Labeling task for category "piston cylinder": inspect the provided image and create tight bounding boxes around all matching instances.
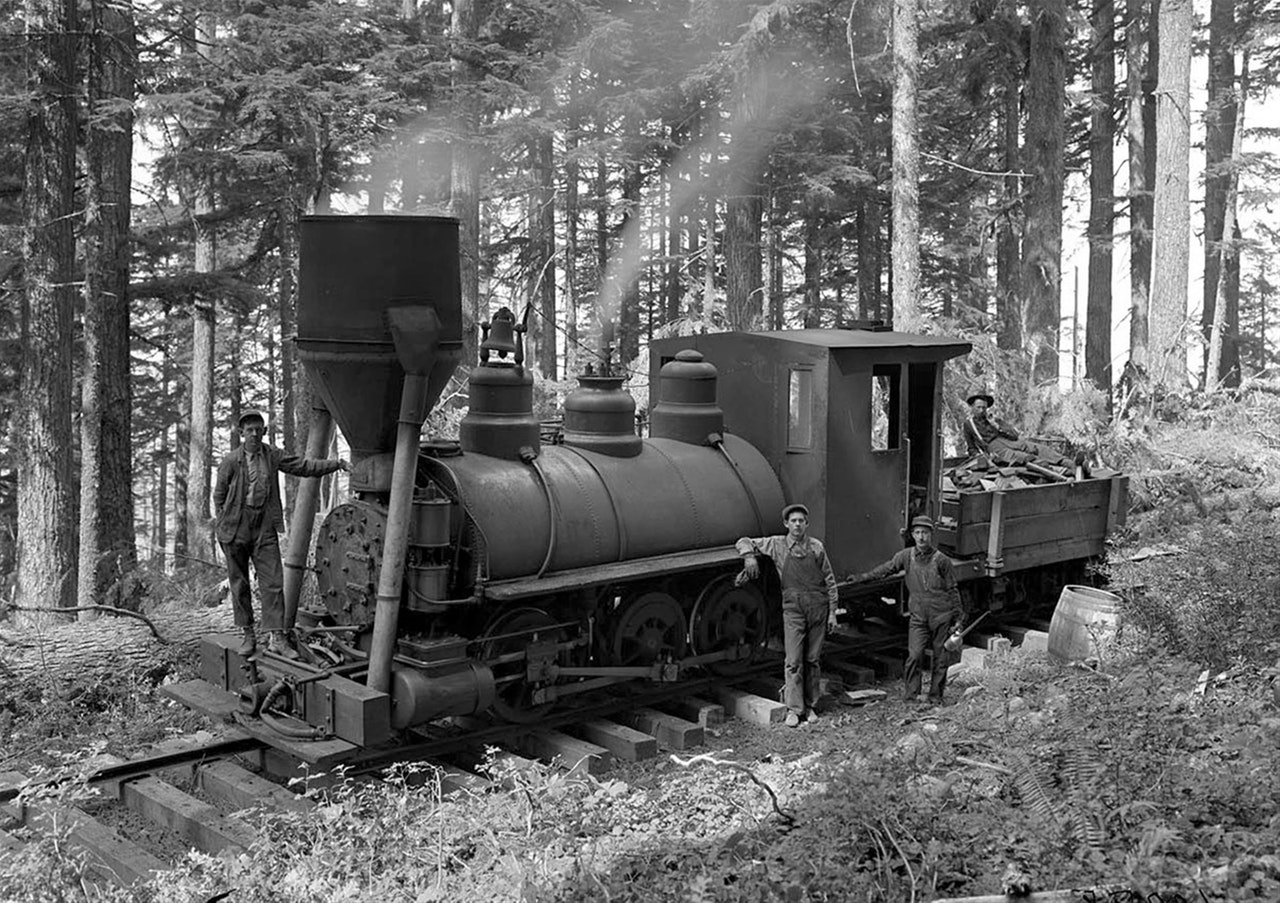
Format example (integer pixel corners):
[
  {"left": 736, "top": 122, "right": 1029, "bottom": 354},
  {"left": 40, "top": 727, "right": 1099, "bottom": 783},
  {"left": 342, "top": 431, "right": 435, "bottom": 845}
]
[{"left": 390, "top": 662, "right": 496, "bottom": 728}]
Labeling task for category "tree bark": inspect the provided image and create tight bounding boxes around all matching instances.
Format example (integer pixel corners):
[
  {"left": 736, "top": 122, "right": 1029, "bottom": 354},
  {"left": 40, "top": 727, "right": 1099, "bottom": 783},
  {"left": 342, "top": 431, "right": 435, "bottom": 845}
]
[
  {"left": 563, "top": 93, "right": 581, "bottom": 378},
  {"left": 1149, "top": 0, "right": 1192, "bottom": 389},
  {"left": 184, "top": 11, "right": 218, "bottom": 566},
  {"left": 187, "top": 210, "right": 216, "bottom": 564},
  {"left": 78, "top": 0, "right": 138, "bottom": 613},
  {"left": 277, "top": 197, "right": 299, "bottom": 517},
  {"left": 1202, "top": 0, "right": 1239, "bottom": 387},
  {"left": 2, "top": 604, "right": 235, "bottom": 691},
  {"left": 996, "top": 62, "right": 1021, "bottom": 351},
  {"left": 1085, "top": 0, "right": 1115, "bottom": 391},
  {"left": 18, "top": 0, "right": 77, "bottom": 613},
  {"left": 724, "top": 188, "right": 763, "bottom": 331},
  {"left": 616, "top": 154, "right": 643, "bottom": 366},
  {"left": 891, "top": 0, "right": 922, "bottom": 333},
  {"left": 450, "top": 0, "right": 483, "bottom": 368},
  {"left": 1022, "top": 0, "right": 1066, "bottom": 384},
  {"left": 1127, "top": 0, "right": 1157, "bottom": 370},
  {"left": 1206, "top": 54, "right": 1247, "bottom": 393},
  {"left": 803, "top": 204, "right": 822, "bottom": 328},
  {"left": 528, "top": 129, "right": 556, "bottom": 380}
]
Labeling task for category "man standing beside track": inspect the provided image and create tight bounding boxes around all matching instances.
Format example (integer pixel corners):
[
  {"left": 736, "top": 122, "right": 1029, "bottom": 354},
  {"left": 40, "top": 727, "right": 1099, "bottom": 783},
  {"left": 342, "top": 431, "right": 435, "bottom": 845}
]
[
  {"left": 848, "top": 516, "right": 963, "bottom": 705},
  {"left": 735, "top": 504, "right": 840, "bottom": 728},
  {"left": 213, "top": 409, "right": 348, "bottom": 659}
]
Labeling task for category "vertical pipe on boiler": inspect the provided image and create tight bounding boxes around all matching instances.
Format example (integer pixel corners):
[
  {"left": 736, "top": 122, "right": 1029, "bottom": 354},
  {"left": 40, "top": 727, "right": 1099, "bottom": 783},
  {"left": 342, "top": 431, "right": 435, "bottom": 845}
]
[
  {"left": 282, "top": 402, "right": 335, "bottom": 630},
  {"left": 367, "top": 373, "right": 430, "bottom": 694}
]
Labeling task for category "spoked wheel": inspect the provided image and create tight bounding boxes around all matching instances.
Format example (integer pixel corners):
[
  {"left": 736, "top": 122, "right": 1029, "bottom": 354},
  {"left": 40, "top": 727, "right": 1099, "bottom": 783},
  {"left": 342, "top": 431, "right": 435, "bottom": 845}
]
[
  {"left": 689, "top": 575, "right": 770, "bottom": 674},
  {"left": 608, "top": 591, "right": 688, "bottom": 666},
  {"left": 479, "top": 606, "right": 565, "bottom": 723}
]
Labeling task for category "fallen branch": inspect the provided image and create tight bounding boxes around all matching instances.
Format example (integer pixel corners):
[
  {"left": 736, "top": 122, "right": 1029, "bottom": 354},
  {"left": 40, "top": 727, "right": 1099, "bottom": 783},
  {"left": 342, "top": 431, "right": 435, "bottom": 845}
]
[
  {"left": 3, "top": 603, "right": 172, "bottom": 643},
  {"left": 954, "top": 755, "right": 1013, "bottom": 775},
  {"left": 670, "top": 751, "right": 794, "bottom": 826},
  {"left": 932, "top": 886, "right": 1145, "bottom": 902}
]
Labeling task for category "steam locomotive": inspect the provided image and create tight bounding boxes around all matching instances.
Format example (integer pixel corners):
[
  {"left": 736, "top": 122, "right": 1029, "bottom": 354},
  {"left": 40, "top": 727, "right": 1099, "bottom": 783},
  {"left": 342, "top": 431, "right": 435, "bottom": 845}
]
[{"left": 193, "top": 215, "right": 1127, "bottom": 749}]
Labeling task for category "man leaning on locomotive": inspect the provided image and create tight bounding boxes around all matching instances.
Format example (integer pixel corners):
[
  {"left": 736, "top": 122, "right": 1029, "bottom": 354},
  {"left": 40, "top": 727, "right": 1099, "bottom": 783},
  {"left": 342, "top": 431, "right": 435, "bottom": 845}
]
[
  {"left": 212, "top": 409, "right": 348, "bottom": 659},
  {"left": 735, "top": 504, "right": 840, "bottom": 728},
  {"left": 846, "top": 516, "right": 965, "bottom": 706}
]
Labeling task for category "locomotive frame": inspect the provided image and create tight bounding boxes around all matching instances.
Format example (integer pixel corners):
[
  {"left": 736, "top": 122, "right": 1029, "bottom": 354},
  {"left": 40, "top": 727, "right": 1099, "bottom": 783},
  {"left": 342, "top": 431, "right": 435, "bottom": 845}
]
[{"left": 185, "top": 215, "right": 1127, "bottom": 756}]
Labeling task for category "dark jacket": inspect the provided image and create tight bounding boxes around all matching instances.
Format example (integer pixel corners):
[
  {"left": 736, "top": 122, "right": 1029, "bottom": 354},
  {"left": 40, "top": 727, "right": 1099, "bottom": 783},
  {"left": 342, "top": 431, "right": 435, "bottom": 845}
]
[{"left": 212, "top": 444, "right": 342, "bottom": 542}]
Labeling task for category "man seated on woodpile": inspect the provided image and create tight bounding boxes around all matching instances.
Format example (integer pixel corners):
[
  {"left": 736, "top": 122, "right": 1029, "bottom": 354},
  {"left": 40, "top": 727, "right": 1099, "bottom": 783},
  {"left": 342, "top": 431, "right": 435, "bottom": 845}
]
[{"left": 961, "top": 392, "right": 1081, "bottom": 473}]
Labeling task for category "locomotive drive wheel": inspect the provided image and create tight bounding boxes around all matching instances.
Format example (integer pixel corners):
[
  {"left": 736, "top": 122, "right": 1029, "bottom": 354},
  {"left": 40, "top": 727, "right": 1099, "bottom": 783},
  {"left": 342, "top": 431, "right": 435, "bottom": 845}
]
[
  {"left": 608, "top": 591, "right": 688, "bottom": 666},
  {"left": 690, "top": 575, "right": 770, "bottom": 674},
  {"left": 479, "top": 607, "right": 566, "bottom": 724}
]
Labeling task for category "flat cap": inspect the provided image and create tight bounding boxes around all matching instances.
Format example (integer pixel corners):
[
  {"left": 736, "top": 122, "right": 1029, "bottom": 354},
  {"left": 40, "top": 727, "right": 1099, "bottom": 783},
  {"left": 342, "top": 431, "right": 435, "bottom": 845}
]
[
  {"left": 781, "top": 503, "right": 809, "bottom": 521},
  {"left": 238, "top": 409, "right": 267, "bottom": 428},
  {"left": 909, "top": 515, "right": 935, "bottom": 531}
]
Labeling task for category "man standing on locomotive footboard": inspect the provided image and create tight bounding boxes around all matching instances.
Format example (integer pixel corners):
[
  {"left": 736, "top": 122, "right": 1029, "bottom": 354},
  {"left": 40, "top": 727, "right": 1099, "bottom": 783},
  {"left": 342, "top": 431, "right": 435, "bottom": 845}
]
[
  {"left": 212, "top": 409, "right": 348, "bottom": 659},
  {"left": 736, "top": 504, "right": 840, "bottom": 728},
  {"left": 848, "top": 516, "right": 963, "bottom": 705}
]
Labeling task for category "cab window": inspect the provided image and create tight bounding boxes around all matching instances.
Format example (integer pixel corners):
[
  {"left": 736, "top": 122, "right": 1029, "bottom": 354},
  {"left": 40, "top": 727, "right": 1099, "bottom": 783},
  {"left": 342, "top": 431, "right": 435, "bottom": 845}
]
[
  {"left": 787, "top": 367, "right": 813, "bottom": 451},
  {"left": 871, "top": 364, "right": 901, "bottom": 451}
]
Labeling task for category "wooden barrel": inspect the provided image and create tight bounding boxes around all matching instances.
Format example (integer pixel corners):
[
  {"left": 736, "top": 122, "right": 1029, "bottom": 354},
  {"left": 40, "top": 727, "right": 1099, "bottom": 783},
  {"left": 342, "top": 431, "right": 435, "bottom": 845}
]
[{"left": 1048, "top": 585, "right": 1122, "bottom": 662}]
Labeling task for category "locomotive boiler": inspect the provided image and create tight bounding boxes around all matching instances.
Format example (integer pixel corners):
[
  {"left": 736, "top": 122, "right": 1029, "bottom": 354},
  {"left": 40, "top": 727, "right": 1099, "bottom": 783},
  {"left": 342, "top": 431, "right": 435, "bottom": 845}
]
[{"left": 193, "top": 214, "right": 1127, "bottom": 748}]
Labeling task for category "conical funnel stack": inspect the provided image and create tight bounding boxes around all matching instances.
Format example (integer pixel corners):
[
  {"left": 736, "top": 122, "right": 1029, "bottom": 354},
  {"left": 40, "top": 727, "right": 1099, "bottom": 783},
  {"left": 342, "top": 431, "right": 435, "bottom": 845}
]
[{"left": 297, "top": 215, "right": 464, "bottom": 459}]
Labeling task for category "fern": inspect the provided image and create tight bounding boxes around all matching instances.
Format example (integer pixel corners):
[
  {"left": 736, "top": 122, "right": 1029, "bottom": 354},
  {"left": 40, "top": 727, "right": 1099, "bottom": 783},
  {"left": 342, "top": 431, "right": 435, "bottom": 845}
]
[{"left": 1011, "top": 753, "right": 1059, "bottom": 824}]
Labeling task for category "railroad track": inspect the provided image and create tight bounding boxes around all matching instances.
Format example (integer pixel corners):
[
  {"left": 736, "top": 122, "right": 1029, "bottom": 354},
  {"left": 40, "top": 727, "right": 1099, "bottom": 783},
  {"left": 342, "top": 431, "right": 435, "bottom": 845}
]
[{"left": 0, "top": 614, "right": 1055, "bottom": 891}]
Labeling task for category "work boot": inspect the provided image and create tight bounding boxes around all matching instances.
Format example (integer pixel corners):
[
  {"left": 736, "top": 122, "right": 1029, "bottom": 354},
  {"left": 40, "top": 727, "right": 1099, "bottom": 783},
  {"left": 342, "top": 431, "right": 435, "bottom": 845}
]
[
  {"left": 785, "top": 711, "right": 801, "bottom": 728},
  {"left": 236, "top": 627, "right": 257, "bottom": 656},
  {"left": 805, "top": 708, "right": 821, "bottom": 724},
  {"left": 267, "top": 630, "right": 300, "bottom": 660}
]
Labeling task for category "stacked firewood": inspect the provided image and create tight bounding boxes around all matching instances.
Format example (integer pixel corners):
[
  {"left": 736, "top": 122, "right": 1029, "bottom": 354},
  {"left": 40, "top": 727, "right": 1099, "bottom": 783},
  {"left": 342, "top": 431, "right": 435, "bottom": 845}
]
[{"left": 943, "top": 451, "right": 1116, "bottom": 493}]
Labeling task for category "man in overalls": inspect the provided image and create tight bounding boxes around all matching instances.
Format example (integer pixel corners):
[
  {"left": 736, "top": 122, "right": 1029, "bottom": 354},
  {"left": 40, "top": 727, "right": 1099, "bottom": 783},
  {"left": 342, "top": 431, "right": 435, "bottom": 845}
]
[
  {"left": 736, "top": 504, "right": 840, "bottom": 727},
  {"left": 849, "top": 516, "right": 964, "bottom": 704}
]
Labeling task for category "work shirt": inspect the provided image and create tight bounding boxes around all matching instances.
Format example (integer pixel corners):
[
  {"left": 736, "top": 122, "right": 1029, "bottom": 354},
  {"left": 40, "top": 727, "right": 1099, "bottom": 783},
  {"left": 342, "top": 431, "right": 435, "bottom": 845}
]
[
  {"left": 735, "top": 534, "right": 839, "bottom": 606},
  {"left": 963, "top": 415, "right": 1019, "bottom": 455},
  {"left": 245, "top": 448, "right": 269, "bottom": 508},
  {"left": 857, "top": 545, "right": 962, "bottom": 622}
]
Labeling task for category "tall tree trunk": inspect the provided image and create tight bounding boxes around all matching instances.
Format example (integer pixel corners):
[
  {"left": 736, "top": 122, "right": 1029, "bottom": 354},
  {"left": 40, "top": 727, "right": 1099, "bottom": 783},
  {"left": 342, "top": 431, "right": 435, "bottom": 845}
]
[
  {"left": 18, "top": 0, "right": 77, "bottom": 612},
  {"left": 616, "top": 158, "right": 642, "bottom": 366},
  {"left": 170, "top": 299, "right": 190, "bottom": 560},
  {"left": 528, "top": 130, "right": 556, "bottom": 380},
  {"left": 857, "top": 195, "right": 884, "bottom": 322},
  {"left": 803, "top": 205, "right": 822, "bottom": 329},
  {"left": 664, "top": 120, "right": 685, "bottom": 326},
  {"left": 184, "top": 10, "right": 217, "bottom": 566},
  {"left": 450, "top": 0, "right": 483, "bottom": 366},
  {"left": 1206, "top": 55, "right": 1247, "bottom": 392},
  {"left": 1149, "top": 0, "right": 1192, "bottom": 389},
  {"left": 1085, "top": 0, "right": 1115, "bottom": 390},
  {"left": 1128, "top": 0, "right": 1158, "bottom": 370},
  {"left": 277, "top": 197, "right": 299, "bottom": 517},
  {"left": 995, "top": 66, "right": 1021, "bottom": 350},
  {"left": 891, "top": 0, "right": 922, "bottom": 332},
  {"left": 594, "top": 118, "right": 609, "bottom": 355},
  {"left": 1022, "top": 0, "right": 1066, "bottom": 385},
  {"left": 1202, "top": 0, "right": 1238, "bottom": 387},
  {"left": 563, "top": 103, "right": 580, "bottom": 378},
  {"left": 186, "top": 200, "right": 216, "bottom": 564},
  {"left": 766, "top": 174, "right": 784, "bottom": 330},
  {"left": 724, "top": 188, "right": 763, "bottom": 331},
  {"left": 78, "top": 0, "right": 137, "bottom": 612}
]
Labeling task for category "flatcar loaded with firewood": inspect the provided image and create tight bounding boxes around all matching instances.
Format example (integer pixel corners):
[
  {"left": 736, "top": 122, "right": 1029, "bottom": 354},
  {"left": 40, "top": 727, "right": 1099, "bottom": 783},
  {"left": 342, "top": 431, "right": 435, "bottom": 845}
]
[{"left": 182, "top": 215, "right": 1128, "bottom": 752}]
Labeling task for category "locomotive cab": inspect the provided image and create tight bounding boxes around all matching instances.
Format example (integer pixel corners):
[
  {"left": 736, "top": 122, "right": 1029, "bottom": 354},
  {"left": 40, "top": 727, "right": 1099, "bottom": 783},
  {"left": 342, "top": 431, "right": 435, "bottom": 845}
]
[{"left": 650, "top": 329, "right": 971, "bottom": 585}]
